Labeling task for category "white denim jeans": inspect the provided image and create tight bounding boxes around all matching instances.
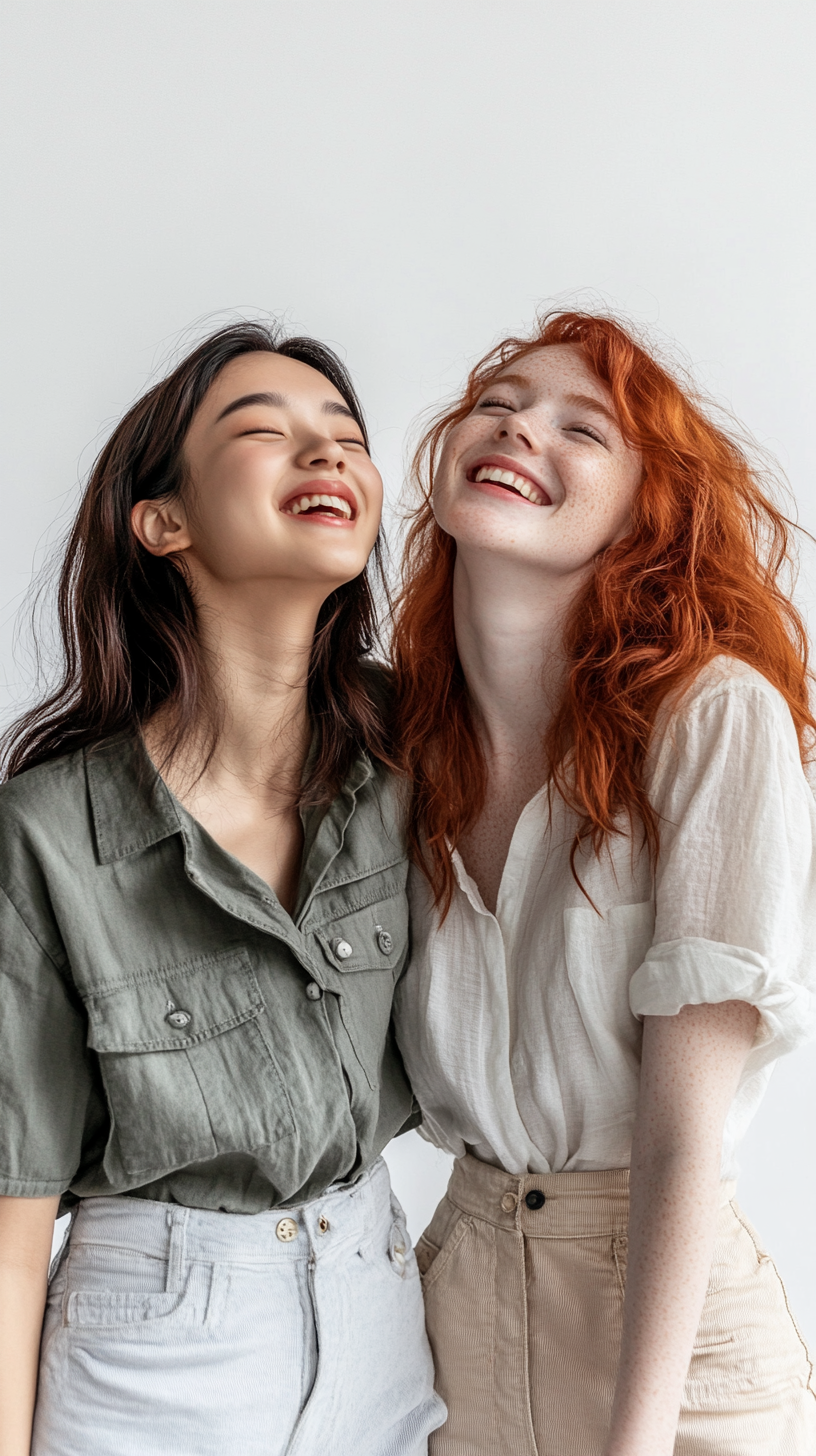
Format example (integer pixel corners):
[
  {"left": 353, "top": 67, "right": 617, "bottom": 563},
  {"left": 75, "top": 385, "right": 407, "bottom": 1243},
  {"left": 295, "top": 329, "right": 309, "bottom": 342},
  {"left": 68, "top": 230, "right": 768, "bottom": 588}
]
[{"left": 33, "top": 1158, "right": 445, "bottom": 1456}]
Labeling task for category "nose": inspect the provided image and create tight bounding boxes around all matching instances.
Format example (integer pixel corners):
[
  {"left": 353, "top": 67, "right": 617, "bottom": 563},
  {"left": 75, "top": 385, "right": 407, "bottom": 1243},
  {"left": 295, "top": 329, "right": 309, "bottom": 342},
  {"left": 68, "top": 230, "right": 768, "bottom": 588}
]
[
  {"left": 493, "top": 411, "right": 537, "bottom": 453},
  {"left": 296, "top": 432, "right": 346, "bottom": 472}
]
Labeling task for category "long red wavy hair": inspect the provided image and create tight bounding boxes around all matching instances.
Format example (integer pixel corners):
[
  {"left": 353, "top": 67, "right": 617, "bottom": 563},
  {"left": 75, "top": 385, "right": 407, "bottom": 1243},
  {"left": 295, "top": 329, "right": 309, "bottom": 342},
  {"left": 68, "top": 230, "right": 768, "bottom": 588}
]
[{"left": 391, "top": 311, "right": 815, "bottom": 912}]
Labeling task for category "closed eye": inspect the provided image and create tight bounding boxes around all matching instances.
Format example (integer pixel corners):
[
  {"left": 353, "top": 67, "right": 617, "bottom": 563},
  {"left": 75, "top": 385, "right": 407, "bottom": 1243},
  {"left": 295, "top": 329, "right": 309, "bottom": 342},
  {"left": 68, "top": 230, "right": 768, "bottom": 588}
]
[
  {"left": 477, "top": 397, "right": 515, "bottom": 412},
  {"left": 567, "top": 424, "right": 606, "bottom": 445}
]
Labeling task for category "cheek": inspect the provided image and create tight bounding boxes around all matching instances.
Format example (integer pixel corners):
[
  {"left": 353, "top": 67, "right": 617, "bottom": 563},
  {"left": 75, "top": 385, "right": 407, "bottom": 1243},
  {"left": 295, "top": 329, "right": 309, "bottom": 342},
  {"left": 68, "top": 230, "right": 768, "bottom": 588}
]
[{"left": 563, "top": 465, "right": 638, "bottom": 546}]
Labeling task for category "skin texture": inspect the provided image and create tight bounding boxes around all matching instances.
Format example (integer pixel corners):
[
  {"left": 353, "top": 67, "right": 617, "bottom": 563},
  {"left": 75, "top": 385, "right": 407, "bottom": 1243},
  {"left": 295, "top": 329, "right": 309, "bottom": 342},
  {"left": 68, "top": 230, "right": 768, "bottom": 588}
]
[
  {"left": 0, "top": 1195, "right": 61, "bottom": 1456},
  {"left": 0, "top": 352, "right": 383, "bottom": 1456},
  {"left": 434, "top": 343, "right": 642, "bottom": 911},
  {"left": 134, "top": 351, "right": 383, "bottom": 908},
  {"left": 433, "top": 343, "right": 760, "bottom": 1455}
]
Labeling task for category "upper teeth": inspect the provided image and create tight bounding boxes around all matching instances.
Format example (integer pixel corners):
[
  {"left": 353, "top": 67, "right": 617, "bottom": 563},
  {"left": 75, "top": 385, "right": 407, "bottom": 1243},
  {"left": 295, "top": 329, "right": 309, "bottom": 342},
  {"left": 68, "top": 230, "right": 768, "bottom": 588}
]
[
  {"left": 474, "top": 466, "right": 545, "bottom": 505},
  {"left": 286, "top": 493, "right": 353, "bottom": 518}
]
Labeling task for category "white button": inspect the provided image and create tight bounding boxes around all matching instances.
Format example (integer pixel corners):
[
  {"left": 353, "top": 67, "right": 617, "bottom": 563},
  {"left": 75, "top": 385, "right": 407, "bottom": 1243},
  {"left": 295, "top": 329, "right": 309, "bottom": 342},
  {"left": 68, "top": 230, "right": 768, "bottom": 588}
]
[
  {"left": 501, "top": 1193, "right": 517, "bottom": 1213},
  {"left": 305, "top": 981, "right": 323, "bottom": 1001},
  {"left": 276, "top": 1218, "right": 298, "bottom": 1242},
  {"left": 334, "top": 939, "right": 353, "bottom": 960},
  {"left": 165, "top": 1009, "right": 192, "bottom": 1029}
]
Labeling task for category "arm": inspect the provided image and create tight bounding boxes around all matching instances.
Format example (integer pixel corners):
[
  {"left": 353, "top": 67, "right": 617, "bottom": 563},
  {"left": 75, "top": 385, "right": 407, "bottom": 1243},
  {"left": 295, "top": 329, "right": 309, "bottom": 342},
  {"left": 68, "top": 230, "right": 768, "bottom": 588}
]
[
  {"left": 603, "top": 999, "right": 759, "bottom": 1456},
  {"left": 0, "top": 1196, "right": 60, "bottom": 1456}
]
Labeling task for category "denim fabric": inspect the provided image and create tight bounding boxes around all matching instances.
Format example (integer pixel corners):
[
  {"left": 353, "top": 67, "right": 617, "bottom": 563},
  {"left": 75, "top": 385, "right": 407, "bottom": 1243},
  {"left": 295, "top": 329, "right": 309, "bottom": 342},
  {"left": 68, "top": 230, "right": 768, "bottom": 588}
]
[{"left": 33, "top": 1158, "right": 445, "bottom": 1456}]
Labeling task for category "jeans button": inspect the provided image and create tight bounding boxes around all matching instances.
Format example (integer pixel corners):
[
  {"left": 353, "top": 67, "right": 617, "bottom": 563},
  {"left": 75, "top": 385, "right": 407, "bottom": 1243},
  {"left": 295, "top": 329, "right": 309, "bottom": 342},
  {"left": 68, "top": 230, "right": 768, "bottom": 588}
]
[
  {"left": 525, "top": 1190, "right": 546, "bottom": 1210},
  {"left": 276, "top": 1218, "right": 299, "bottom": 1242}
]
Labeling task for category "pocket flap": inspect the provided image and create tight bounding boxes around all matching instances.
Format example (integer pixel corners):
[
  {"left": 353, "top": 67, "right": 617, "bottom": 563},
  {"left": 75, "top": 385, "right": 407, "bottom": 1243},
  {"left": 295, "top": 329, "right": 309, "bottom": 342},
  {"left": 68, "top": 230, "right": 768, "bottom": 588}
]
[
  {"left": 314, "top": 891, "right": 409, "bottom": 974},
  {"left": 85, "top": 948, "right": 264, "bottom": 1053}
]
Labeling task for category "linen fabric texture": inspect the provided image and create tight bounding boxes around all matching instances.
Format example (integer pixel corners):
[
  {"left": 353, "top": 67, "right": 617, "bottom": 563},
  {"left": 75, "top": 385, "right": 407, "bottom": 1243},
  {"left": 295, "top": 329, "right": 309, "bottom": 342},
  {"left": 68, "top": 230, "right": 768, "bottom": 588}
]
[
  {"left": 0, "top": 731, "right": 417, "bottom": 1212},
  {"left": 32, "top": 1157, "right": 445, "bottom": 1456},
  {"left": 395, "top": 658, "right": 816, "bottom": 1178},
  {"left": 417, "top": 1155, "right": 816, "bottom": 1456}
]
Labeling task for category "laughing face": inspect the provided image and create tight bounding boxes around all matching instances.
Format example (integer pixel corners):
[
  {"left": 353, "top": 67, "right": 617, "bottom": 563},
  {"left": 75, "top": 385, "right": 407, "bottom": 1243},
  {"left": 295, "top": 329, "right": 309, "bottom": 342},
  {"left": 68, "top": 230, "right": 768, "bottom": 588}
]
[
  {"left": 432, "top": 344, "right": 642, "bottom": 581},
  {"left": 173, "top": 351, "right": 383, "bottom": 593}
]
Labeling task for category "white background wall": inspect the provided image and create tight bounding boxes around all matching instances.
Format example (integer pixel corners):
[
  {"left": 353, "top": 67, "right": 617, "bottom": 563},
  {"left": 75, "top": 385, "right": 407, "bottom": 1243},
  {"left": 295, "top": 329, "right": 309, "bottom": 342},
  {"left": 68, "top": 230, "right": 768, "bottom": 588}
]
[{"left": 2, "top": 1, "right": 815, "bottom": 1341}]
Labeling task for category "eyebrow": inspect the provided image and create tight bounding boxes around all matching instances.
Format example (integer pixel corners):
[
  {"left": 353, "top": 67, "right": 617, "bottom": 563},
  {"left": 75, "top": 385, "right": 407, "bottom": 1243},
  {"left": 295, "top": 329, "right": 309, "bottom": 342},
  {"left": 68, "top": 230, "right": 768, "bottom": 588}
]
[
  {"left": 485, "top": 376, "right": 618, "bottom": 427},
  {"left": 215, "top": 392, "right": 357, "bottom": 424},
  {"left": 562, "top": 391, "right": 618, "bottom": 425}
]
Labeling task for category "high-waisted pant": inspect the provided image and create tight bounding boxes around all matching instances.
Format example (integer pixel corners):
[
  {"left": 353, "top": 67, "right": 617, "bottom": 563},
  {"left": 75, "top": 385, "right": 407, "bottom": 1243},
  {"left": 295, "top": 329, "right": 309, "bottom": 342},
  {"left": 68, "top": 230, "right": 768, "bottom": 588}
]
[
  {"left": 32, "top": 1157, "right": 446, "bottom": 1456},
  {"left": 417, "top": 1155, "right": 816, "bottom": 1455}
]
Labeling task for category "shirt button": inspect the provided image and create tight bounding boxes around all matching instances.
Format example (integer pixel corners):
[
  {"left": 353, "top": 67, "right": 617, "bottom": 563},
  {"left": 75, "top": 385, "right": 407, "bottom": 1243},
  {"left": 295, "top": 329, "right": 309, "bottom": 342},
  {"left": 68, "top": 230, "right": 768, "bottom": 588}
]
[
  {"left": 165, "top": 1009, "right": 192, "bottom": 1029},
  {"left": 276, "top": 1218, "right": 299, "bottom": 1242},
  {"left": 525, "top": 1190, "right": 546, "bottom": 1210},
  {"left": 333, "top": 939, "right": 353, "bottom": 960},
  {"left": 317, "top": 1215, "right": 330, "bottom": 1235},
  {"left": 305, "top": 981, "right": 323, "bottom": 1001},
  {"left": 376, "top": 928, "right": 393, "bottom": 955},
  {"left": 501, "top": 1192, "right": 517, "bottom": 1212}
]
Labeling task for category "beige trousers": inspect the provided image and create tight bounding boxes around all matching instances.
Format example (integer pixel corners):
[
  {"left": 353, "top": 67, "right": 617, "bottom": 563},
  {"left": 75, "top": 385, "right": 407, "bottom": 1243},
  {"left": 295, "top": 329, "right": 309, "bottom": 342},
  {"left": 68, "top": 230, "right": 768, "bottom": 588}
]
[{"left": 416, "top": 1156, "right": 816, "bottom": 1456}]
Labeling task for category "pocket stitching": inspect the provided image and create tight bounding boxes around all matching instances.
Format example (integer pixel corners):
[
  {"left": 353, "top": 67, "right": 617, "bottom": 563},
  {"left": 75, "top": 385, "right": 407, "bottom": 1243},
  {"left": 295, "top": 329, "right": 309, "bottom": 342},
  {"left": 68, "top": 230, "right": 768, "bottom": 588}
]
[{"left": 420, "top": 1213, "right": 471, "bottom": 1292}]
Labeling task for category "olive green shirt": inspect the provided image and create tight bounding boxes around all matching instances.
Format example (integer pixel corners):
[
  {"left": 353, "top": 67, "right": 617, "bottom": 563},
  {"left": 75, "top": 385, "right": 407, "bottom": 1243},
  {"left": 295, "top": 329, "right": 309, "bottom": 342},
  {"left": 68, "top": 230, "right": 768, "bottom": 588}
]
[{"left": 0, "top": 732, "right": 417, "bottom": 1214}]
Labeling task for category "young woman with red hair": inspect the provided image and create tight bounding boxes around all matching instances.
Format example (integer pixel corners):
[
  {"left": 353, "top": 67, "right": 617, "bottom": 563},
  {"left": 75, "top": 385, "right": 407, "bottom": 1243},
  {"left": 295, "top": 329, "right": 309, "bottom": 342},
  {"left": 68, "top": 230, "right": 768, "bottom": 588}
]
[{"left": 391, "top": 313, "right": 816, "bottom": 1455}]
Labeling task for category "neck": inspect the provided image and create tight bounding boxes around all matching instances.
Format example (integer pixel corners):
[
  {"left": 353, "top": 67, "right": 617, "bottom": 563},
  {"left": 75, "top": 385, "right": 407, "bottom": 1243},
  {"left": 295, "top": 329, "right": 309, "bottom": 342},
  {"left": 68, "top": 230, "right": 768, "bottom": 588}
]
[
  {"left": 452, "top": 545, "right": 586, "bottom": 762},
  {"left": 147, "top": 575, "right": 324, "bottom": 798}
]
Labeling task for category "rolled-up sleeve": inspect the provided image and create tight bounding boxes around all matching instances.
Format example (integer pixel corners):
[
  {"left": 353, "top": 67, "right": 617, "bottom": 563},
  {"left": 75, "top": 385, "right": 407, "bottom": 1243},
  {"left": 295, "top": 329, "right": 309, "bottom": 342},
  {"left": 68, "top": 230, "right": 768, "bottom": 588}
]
[
  {"left": 0, "top": 884, "right": 92, "bottom": 1195},
  {"left": 629, "top": 676, "right": 816, "bottom": 1071}
]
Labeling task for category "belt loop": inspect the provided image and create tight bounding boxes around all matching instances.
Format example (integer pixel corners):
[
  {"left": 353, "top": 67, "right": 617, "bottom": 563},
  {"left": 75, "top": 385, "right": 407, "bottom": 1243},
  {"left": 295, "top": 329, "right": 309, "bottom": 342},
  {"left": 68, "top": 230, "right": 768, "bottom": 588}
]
[{"left": 166, "top": 1207, "right": 189, "bottom": 1293}]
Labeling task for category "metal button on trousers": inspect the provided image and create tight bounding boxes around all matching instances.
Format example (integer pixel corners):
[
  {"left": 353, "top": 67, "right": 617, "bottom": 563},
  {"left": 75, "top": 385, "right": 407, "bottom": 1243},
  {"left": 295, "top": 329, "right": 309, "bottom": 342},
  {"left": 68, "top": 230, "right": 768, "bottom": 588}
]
[{"left": 32, "top": 1159, "right": 446, "bottom": 1456}]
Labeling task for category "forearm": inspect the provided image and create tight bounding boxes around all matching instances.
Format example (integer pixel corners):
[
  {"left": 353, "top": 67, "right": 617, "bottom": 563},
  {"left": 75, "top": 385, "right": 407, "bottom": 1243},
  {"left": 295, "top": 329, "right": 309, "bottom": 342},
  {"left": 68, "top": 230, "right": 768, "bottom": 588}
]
[
  {"left": 603, "top": 1000, "right": 759, "bottom": 1456},
  {"left": 604, "top": 1144, "right": 722, "bottom": 1456},
  {"left": 0, "top": 1266, "right": 48, "bottom": 1456},
  {"left": 0, "top": 1196, "right": 60, "bottom": 1456}
]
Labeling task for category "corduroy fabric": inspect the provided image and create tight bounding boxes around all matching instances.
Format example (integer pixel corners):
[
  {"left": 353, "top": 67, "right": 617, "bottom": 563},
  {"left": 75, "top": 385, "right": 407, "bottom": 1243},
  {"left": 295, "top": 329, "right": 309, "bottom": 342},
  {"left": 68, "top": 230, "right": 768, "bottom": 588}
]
[{"left": 417, "top": 1155, "right": 816, "bottom": 1455}]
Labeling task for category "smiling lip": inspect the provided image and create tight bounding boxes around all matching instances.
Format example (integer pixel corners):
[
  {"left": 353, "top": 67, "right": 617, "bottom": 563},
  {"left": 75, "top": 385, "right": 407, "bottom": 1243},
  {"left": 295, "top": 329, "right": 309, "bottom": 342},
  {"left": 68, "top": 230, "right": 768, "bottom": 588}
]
[
  {"left": 465, "top": 455, "right": 551, "bottom": 507},
  {"left": 279, "top": 479, "right": 358, "bottom": 524}
]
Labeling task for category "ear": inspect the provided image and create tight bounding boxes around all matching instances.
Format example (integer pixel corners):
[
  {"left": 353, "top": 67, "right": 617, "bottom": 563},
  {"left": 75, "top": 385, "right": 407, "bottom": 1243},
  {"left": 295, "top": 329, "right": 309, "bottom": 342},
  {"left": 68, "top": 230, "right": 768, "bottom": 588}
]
[{"left": 131, "top": 497, "right": 192, "bottom": 557}]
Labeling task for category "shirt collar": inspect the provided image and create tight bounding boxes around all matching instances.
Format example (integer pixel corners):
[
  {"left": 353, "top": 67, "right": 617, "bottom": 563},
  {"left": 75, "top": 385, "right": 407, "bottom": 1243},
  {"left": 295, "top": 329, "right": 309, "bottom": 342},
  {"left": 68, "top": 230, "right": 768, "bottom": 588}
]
[
  {"left": 85, "top": 732, "right": 182, "bottom": 864},
  {"left": 85, "top": 729, "right": 378, "bottom": 876}
]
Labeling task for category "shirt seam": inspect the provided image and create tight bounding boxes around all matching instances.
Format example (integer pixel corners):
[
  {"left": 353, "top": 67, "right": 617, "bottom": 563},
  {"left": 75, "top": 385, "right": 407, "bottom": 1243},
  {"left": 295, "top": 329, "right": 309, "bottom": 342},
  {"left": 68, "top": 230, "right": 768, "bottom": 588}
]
[{"left": 0, "top": 881, "right": 65, "bottom": 975}]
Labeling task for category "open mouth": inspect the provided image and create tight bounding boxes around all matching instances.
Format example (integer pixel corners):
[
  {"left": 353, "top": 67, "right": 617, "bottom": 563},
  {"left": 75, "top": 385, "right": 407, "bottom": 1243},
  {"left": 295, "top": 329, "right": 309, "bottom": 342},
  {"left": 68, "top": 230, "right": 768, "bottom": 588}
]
[
  {"left": 468, "top": 464, "right": 549, "bottom": 506},
  {"left": 281, "top": 491, "right": 356, "bottom": 522}
]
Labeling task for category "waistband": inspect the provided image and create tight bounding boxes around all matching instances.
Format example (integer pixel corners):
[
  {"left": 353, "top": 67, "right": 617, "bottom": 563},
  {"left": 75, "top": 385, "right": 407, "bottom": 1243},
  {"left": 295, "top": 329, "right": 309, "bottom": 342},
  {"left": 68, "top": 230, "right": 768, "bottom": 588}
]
[
  {"left": 69, "top": 1156, "right": 394, "bottom": 1265},
  {"left": 447, "top": 1154, "right": 737, "bottom": 1239}
]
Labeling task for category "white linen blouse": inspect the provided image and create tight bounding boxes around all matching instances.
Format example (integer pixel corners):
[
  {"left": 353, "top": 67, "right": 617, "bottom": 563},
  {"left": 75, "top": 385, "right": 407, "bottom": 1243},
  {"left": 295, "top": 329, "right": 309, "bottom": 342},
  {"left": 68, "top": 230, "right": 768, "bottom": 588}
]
[{"left": 394, "top": 658, "right": 816, "bottom": 1179}]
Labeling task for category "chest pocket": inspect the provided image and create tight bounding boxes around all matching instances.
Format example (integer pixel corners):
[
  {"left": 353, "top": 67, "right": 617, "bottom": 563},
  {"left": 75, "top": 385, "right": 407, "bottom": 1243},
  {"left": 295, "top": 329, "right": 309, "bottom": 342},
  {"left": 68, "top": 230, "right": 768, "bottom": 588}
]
[
  {"left": 85, "top": 948, "right": 295, "bottom": 1179},
  {"left": 313, "top": 886, "right": 409, "bottom": 1089}
]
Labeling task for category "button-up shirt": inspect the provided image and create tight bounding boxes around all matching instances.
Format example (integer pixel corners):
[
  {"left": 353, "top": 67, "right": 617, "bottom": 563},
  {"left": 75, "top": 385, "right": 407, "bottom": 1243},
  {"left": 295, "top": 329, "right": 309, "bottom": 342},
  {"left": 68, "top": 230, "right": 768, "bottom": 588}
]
[
  {"left": 0, "top": 732, "right": 416, "bottom": 1213},
  {"left": 395, "top": 659, "right": 816, "bottom": 1180}
]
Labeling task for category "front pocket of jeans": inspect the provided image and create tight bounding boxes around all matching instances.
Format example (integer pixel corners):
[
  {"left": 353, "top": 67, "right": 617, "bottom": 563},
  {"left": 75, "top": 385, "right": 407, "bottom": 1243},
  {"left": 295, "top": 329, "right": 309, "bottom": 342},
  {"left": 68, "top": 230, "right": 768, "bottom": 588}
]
[
  {"left": 65, "top": 1287, "right": 191, "bottom": 1327},
  {"left": 85, "top": 949, "right": 295, "bottom": 1177}
]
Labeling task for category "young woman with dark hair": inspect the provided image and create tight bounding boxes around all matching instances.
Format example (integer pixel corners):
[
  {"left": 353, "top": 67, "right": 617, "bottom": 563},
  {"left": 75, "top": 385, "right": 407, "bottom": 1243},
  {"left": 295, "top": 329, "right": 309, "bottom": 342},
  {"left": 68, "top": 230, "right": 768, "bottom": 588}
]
[
  {"left": 0, "top": 322, "right": 444, "bottom": 1456},
  {"left": 391, "top": 313, "right": 816, "bottom": 1454}
]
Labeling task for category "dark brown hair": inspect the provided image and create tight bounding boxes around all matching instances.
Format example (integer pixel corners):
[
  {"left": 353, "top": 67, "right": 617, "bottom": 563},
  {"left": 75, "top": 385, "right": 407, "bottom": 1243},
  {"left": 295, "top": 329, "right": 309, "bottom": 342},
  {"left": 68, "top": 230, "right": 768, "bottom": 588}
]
[{"left": 2, "top": 321, "right": 392, "bottom": 800}]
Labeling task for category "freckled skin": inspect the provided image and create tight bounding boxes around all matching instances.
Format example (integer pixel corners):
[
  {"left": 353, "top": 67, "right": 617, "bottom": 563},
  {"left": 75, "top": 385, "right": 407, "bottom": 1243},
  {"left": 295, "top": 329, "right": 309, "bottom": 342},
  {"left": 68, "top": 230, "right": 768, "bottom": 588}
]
[
  {"left": 430, "top": 343, "right": 763, "bottom": 1456},
  {"left": 433, "top": 343, "right": 642, "bottom": 582},
  {"left": 433, "top": 344, "right": 642, "bottom": 911}
]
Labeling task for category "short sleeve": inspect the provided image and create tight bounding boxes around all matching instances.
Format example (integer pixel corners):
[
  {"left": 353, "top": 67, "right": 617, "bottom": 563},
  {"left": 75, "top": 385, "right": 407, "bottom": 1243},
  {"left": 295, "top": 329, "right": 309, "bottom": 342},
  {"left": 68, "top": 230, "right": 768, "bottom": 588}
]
[
  {"left": 628, "top": 670, "right": 816, "bottom": 1071},
  {"left": 0, "top": 884, "right": 93, "bottom": 1195}
]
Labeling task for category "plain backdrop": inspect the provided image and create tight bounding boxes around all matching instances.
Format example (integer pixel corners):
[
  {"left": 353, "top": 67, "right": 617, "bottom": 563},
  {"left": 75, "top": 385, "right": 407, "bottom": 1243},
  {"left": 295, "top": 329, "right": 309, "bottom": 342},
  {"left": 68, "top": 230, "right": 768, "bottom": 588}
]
[{"left": 2, "top": 1, "right": 815, "bottom": 1342}]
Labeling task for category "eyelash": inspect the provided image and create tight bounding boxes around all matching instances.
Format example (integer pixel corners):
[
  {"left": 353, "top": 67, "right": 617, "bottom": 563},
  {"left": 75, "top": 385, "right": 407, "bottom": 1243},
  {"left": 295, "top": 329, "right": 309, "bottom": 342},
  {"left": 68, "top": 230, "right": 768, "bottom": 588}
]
[
  {"left": 476, "top": 400, "right": 605, "bottom": 445},
  {"left": 240, "top": 428, "right": 365, "bottom": 449}
]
